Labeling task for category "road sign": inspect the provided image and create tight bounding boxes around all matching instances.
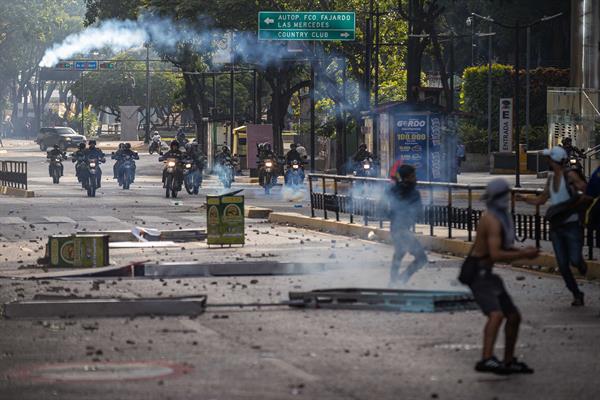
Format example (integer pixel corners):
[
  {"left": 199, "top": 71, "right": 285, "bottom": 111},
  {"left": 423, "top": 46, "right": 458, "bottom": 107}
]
[
  {"left": 74, "top": 60, "right": 98, "bottom": 70},
  {"left": 99, "top": 61, "right": 116, "bottom": 70},
  {"left": 55, "top": 61, "right": 73, "bottom": 70},
  {"left": 499, "top": 98, "right": 513, "bottom": 152},
  {"left": 258, "top": 11, "right": 355, "bottom": 41}
]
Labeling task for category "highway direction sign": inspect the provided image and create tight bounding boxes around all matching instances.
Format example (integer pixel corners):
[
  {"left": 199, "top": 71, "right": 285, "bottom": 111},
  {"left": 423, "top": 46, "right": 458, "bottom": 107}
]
[{"left": 258, "top": 11, "right": 355, "bottom": 41}]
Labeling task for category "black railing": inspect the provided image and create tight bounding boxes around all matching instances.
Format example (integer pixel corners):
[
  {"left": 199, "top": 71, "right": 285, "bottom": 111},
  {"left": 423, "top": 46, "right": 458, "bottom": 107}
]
[
  {"left": 0, "top": 161, "right": 28, "bottom": 190},
  {"left": 308, "top": 173, "right": 600, "bottom": 260}
]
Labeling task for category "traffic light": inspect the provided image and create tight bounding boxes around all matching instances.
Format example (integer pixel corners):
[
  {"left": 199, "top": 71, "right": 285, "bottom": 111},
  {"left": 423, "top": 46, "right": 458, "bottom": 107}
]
[
  {"left": 56, "top": 61, "right": 73, "bottom": 70},
  {"left": 99, "top": 62, "right": 116, "bottom": 70}
]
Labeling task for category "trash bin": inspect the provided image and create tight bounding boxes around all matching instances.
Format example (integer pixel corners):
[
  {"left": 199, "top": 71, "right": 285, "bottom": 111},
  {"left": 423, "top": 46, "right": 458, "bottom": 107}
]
[{"left": 206, "top": 190, "right": 245, "bottom": 247}]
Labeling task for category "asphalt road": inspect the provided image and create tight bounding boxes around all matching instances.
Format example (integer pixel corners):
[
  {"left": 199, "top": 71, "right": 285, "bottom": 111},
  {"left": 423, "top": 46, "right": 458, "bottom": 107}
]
[{"left": 0, "top": 141, "right": 599, "bottom": 400}]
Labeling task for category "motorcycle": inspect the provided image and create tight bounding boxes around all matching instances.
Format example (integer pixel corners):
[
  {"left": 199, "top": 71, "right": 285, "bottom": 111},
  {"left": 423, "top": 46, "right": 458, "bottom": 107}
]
[
  {"left": 218, "top": 157, "right": 235, "bottom": 189},
  {"left": 48, "top": 156, "right": 64, "bottom": 184},
  {"left": 119, "top": 154, "right": 135, "bottom": 190},
  {"left": 163, "top": 158, "right": 181, "bottom": 198},
  {"left": 183, "top": 159, "right": 202, "bottom": 195},
  {"left": 285, "top": 160, "right": 304, "bottom": 187},
  {"left": 260, "top": 158, "right": 277, "bottom": 195},
  {"left": 353, "top": 157, "right": 378, "bottom": 178},
  {"left": 149, "top": 137, "right": 161, "bottom": 154},
  {"left": 86, "top": 158, "right": 100, "bottom": 197},
  {"left": 569, "top": 156, "right": 586, "bottom": 178}
]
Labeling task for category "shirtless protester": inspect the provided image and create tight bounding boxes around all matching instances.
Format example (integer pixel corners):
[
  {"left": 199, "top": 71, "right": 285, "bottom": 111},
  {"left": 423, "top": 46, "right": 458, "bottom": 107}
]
[{"left": 459, "top": 178, "right": 538, "bottom": 375}]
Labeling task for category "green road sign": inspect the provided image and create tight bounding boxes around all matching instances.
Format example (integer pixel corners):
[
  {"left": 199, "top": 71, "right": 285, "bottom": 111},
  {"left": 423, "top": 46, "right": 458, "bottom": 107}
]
[
  {"left": 99, "top": 61, "right": 116, "bottom": 70},
  {"left": 258, "top": 11, "right": 355, "bottom": 41},
  {"left": 55, "top": 62, "right": 73, "bottom": 70}
]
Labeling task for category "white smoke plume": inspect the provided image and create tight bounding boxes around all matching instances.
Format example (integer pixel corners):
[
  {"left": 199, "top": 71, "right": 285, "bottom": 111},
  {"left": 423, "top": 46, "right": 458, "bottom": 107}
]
[{"left": 39, "top": 15, "right": 306, "bottom": 68}]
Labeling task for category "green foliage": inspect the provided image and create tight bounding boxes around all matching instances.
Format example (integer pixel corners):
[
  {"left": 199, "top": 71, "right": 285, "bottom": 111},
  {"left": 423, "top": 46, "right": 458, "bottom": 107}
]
[
  {"left": 461, "top": 64, "right": 569, "bottom": 129},
  {"left": 460, "top": 64, "right": 568, "bottom": 152},
  {"left": 66, "top": 108, "right": 99, "bottom": 137}
]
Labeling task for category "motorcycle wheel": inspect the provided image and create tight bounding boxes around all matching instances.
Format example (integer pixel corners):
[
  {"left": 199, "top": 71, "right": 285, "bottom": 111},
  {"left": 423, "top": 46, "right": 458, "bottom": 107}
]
[
  {"left": 165, "top": 175, "right": 172, "bottom": 198},
  {"left": 184, "top": 176, "right": 193, "bottom": 194},
  {"left": 52, "top": 168, "right": 60, "bottom": 184},
  {"left": 123, "top": 171, "right": 130, "bottom": 190},
  {"left": 87, "top": 176, "right": 96, "bottom": 197}
]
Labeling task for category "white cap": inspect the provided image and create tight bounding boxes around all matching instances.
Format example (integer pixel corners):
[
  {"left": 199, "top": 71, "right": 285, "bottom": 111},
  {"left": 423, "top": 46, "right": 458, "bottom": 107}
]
[{"left": 542, "top": 146, "right": 567, "bottom": 162}]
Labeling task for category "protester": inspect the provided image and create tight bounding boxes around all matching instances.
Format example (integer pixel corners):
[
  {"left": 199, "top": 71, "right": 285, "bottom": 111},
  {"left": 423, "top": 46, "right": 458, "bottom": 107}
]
[
  {"left": 456, "top": 142, "right": 466, "bottom": 174},
  {"left": 459, "top": 178, "right": 538, "bottom": 374},
  {"left": 517, "top": 146, "right": 588, "bottom": 306},
  {"left": 385, "top": 164, "right": 427, "bottom": 285}
]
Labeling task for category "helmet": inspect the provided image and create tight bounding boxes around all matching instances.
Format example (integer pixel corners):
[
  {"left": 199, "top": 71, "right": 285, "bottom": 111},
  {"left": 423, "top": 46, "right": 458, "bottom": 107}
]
[
  {"left": 88, "top": 140, "right": 96, "bottom": 146},
  {"left": 563, "top": 137, "right": 572, "bottom": 145},
  {"left": 184, "top": 142, "right": 192, "bottom": 152},
  {"left": 359, "top": 143, "right": 367, "bottom": 150},
  {"left": 125, "top": 143, "right": 132, "bottom": 150},
  {"left": 264, "top": 143, "right": 272, "bottom": 151},
  {"left": 222, "top": 145, "right": 230, "bottom": 153},
  {"left": 290, "top": 143, "right": 297, "bottom": 149},
  {"left": 152, "top": 130, "right": 159, "bottom": 135},
  {"left": 118, "top": 143, "right": 125, "bottom": 150},
  {"left": 78, "top": 143, "right": 86, "bottom": 150},
  {"left": 170, "top": 140, "right": 180, "bottom": 148},
  {"left": 53, "top": 144, "right": 60, "bottom": 150}
]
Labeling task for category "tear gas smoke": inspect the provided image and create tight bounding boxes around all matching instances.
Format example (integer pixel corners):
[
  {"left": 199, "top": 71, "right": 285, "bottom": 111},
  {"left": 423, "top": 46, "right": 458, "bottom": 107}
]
[{"left": 39, "top": 15, "right": 311, "bottom": 69}]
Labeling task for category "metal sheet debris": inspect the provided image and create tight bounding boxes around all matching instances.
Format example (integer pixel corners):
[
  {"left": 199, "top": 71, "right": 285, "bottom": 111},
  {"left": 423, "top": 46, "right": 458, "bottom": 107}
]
[
  {"left": 288, "top": 288, "right": 477, "bottom": 313},
  {"left": 109, "top": 241, "right": 178, "bottom": 248},
  {"left": 3, "top": 295, "right": 207, "bottom": 319},
  {"left": 143, "top": 261, "right": 328, "bottom": 278}
]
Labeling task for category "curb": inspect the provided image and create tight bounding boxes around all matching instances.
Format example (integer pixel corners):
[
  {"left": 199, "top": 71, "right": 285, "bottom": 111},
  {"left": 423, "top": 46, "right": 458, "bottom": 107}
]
[
  {"left": 0, "top": 186, "right": 34, "bottom": 198},
  {"left": 82, "top": 229, "right": 206, "bottom": 242},
  {"left": 268, "top": 212, "right": 599, "bottom": 280},
  {"left": 245, "top": 206, "right": 273, "bottom": 219}
]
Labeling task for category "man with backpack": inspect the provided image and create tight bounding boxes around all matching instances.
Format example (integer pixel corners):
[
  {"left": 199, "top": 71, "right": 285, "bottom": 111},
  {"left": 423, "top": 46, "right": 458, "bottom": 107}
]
[{"left": 517, "top": 146, "right": 588, "bottom": 306}]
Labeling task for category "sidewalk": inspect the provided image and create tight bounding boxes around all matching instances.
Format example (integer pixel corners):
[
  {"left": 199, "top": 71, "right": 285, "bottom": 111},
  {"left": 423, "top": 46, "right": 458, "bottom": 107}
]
[
  {"left": 457, "top": 172, "right": 546, "bottom": 189},
  {"left": 268, "top": 211, "right": 600, "bottom": 280}
]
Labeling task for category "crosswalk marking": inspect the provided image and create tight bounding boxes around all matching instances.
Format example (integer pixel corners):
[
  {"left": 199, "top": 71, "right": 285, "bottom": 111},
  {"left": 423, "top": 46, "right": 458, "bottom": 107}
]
[
  {"left": 44, "top": 216, "right": 76, "bottom": 224},
  {"left": 89, "top": 216, "right": 123, "bottom": 223},
  {"left": 0, "top": 217, "right": 26, "bottom": 224},
  {"left": 133, "top": 216, "right": 171, "bottom": 223},
  {"left": 180, "top": 216, "right": 204, "bottom": 223}
]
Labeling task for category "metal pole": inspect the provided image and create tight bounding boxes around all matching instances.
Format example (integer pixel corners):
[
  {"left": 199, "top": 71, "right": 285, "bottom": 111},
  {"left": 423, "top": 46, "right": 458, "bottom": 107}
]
[
  {"left": 471, "top": 21, "right": 475, "bottom": 65},
  {"left": 525, "top": 26, "right": 531, "bottom": 149},
  {"left": 253, "top": 69, "right": 258, "bottom": 124},
  {"left": 449, "top": 36, "right": 455, "bottom": 112},
  {"left": 145, "top": 44, "right": 151, "bottom": 143},
  {"left": 514, "top": 22, "right": 521, "bottom": 188},
  {"left": 487, "top": 25, "right": 493, "bottom": 169},
  {"left": 373, "top": 7, "right": 380, "bottom": 160},
  {"left": 364, "top": 13, "right": 372, "bottom": 114},
  {"left": 342, "top": 57, "right": 347, "bottom": 169},
  {"left": 310, "top": 54, "right": 316, "bottom": 172},
  {"left": 81, "top": 71, "right": 84, "bottom": 136},
  {"left": 230, "top": 61, "right": 235, "bottom": 147}
]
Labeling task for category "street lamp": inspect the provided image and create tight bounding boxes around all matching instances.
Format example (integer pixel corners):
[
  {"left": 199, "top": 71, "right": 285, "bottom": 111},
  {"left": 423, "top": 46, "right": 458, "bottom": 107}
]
[
  {"left": 144, "top": 43, "right": 151, "bottom": 144},
  {"left": 469, "top": 11, "right": 563, "bottom": 187}
]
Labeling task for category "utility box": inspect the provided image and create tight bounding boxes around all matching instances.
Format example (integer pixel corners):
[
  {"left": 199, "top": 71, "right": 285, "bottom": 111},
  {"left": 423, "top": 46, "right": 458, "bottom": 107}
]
[{"left": 206, "top": 190, "right": 245, "bottom": 247}]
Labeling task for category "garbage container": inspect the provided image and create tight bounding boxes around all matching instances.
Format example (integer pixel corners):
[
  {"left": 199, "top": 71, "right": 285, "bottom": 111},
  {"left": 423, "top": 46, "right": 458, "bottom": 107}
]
[{"left": 206, "top": 189, "right": 245, "bottom": 247}]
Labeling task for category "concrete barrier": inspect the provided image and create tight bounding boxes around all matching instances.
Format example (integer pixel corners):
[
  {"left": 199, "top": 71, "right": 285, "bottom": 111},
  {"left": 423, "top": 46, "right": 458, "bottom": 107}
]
[
  {"left": 245, "top": 206, "right": 273, "bottom": 219},
  {"left": 268, "top": 212, "right": 599, "bottom": 279},
  {"left": 0, "top": 186, "right": 34, "bottom": 197}
]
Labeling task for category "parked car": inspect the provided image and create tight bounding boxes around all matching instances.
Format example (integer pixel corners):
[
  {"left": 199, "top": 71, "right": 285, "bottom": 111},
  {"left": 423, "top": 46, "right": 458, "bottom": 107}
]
[{"left": 36, "top": 127, "right": 86, "bottom": 151}]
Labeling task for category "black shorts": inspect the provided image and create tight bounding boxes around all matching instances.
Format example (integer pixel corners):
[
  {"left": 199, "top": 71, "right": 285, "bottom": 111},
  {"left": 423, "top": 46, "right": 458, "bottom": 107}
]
[{"left": 469, "top": 272, "right": 518, "bottom": 316}]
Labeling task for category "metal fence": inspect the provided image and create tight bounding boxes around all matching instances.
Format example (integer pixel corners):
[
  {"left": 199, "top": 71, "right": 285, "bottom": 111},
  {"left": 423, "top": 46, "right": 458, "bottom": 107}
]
[
  {"left": 0, "top": 161, "right": 28, "bottom": 190},
  {"left": 308, "top": 173, "right": 600, "bottom": 260}
]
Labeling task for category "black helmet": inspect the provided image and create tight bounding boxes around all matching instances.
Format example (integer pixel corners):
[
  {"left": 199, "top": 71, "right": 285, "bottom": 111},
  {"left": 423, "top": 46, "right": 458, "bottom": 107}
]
[
  {"left": 222, "top": 145, "right": 230, "bottom": 152},
  {"left": 125, "top": 143, "right": 132, "bottom": 150},
  {"left": 78, "top": 142, "right": 86, "bottom": 150},
  {"left": 563, "top": 137, "right": 572, "bottom": 145},
  {"left": 359, "top": 143, "right": 367, "bottom": 150},
  {"left": 88, "top": 140, "right": 96, "bottom": 146},
  {"left": 290, "top": 143, "right": 297, "bottom": 149},
  {"left": 53, "top": 144, "right": 60, "bottom": 150},
  {"left": 118, "top": 143, "right": 125, "bottom": 149},
  {"left": 170, "top": 140, "right": 180, "bottom": 148},
  {"left": 264, "top": 143, "right": 272, "bottom": 151}
]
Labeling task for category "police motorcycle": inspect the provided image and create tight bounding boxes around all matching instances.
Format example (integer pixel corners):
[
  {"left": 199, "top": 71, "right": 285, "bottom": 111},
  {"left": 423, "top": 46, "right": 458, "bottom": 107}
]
[
  {"left": 285, "top": 160, "right": 305, "bottom": 187},
  {"left": 353, "top": 157, "right": 378, "bottom": 178},
  {"left": 85, "top": 158, "right": 104, "bottom": 197},
  {"left": 183, "top": 156, "right": 203, "bottom": 195},
  {"left": 259, "top": 157, "right": 278, "bottom": 195},
  {"left": 47, "top": 147, "right": 67, "bottom": 184},
  {"left": 149, "top": 132, "right": 162, "bottom": 155}
]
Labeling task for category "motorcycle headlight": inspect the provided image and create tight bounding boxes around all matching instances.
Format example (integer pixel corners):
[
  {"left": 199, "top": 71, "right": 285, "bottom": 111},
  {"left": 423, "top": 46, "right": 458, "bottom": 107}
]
[
  {"left": 570, "top": 159, "right": 577, "bottom": 164},
  {"left": 65, "top": 138, "right": 72, "bottom": 141},
  {"left": 55, "top": 158, "right": 61, "bottom": 162},
  {"left": 363, "top": 164, "right": 371, "bottom": 169},
  {"left": 167, "top": 161, "right": 176, "bottom": 167},
  {"left": 185, "top": 163, "right": 192, "bottom": 168},
  {"left": 265, "top": 161, "right": 273, "bottom": 168},
  {"left": 89, "top": 162, "right": 96, "bottom": 168},
  {"left": 292, "top": 164, "right": 299, "bottom": 169}
]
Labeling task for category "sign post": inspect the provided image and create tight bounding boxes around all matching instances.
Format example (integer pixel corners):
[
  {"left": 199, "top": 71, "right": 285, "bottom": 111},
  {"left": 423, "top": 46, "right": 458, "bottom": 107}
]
[
  {"left": 499, "top": 98, "right": 513, "bottom": 152},
  {"left": 258, "top": 11, "right": 355, "bottom": 41}
]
